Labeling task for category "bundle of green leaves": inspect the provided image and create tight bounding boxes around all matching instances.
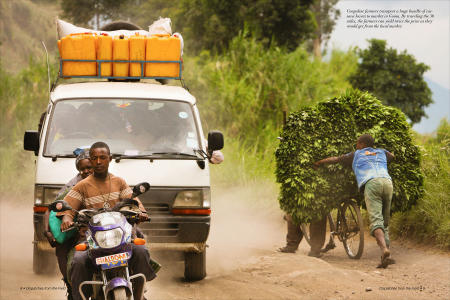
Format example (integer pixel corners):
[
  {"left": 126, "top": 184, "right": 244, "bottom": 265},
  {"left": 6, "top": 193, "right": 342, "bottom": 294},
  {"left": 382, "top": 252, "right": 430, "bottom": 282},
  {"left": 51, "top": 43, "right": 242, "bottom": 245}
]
[{"left": 275, "top": 89, "right": 423, "bottom": 224}]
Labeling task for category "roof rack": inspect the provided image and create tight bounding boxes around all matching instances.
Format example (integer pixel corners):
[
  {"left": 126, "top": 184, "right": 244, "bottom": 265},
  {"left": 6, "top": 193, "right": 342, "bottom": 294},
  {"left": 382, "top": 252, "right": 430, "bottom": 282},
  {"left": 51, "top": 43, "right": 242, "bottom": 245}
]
[
  {"left": 56, "top": 58, "right": 189, "bottom": 90},
  {"left": 59, "top": 58, "right": 182, "bottom": 80}
]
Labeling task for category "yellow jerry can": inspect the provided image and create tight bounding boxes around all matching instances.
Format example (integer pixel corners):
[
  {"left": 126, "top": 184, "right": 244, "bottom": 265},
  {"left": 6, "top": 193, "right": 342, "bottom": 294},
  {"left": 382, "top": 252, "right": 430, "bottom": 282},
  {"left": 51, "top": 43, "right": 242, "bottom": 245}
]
[
  {"left": 145, "top": 34, "right": 181, "bottom": 78},
  {"left": 97, "top": 34, "right": 113, "bottom": 76},
  {"left": 113, "top": 35, "right": 130, "bottom": 77},
  {"left": 129, "top": 34, "right": 146, "bottom": 77},
  {"left": 60, "top": 33, "right": 97, "bottom": 76}
]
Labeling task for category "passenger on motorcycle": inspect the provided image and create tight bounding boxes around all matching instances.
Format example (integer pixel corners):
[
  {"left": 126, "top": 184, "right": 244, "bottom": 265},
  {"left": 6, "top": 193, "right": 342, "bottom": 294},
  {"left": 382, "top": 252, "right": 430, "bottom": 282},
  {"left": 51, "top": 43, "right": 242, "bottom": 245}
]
[
  {"left": 44, "top": 149, "right": 93, "bottom": 299},
  {"left": 58, "top": 141, "right": 156, "bottom": 300},
  {"left": 57, "top": 149, "right": 93, "bottom": 199}
]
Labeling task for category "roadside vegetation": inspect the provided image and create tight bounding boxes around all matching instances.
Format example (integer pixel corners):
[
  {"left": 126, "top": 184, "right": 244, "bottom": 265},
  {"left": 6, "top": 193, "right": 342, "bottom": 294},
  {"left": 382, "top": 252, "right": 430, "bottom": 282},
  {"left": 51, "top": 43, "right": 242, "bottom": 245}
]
[
  {"left": 0, "top": 59, "right": 55, "bottom": 196},
  {"left": 0, "top": 0, "right": 447, "bottom": 249},
  {"left": 390, "top": 120, "right": 450, "bottom": 249},
  {"left": 184, "top": 33, "right": 356, "bottom": 186}
]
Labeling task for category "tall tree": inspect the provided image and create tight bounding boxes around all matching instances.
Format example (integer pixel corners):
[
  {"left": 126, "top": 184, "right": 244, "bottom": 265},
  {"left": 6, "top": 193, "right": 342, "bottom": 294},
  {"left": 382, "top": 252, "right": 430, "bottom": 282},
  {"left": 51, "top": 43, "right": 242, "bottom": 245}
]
[
  {"left": 311, "top": 0, "right": 340, "bottom": 59},
  {"left": 177, "top": 0, "right": 245, "bottom": 53},
  {"left": 61, "top": 0, "right": 132, "bottom": 29},
  {"left": 349, "top": 39, "right": 432, "bottom": 124},
  {"left": 247, "top": 0, "right": 316, "bottom": 51},
  {"left": 177, "top": 0, "right": 316, "bottom": 53},
  {"left": 121, "top": 0, "right": 180, "bottom": 31}
]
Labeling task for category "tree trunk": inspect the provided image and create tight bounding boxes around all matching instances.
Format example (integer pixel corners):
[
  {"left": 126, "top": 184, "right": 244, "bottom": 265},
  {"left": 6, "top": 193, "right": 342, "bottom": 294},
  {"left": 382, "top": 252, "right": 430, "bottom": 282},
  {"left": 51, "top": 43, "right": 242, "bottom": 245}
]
[
  {"left": 313, "top": 37, "right": 321, "bottom": 59},
  {"left": 95, "top": 0, "right": 99, "bottom": 30},
  {"left": 313, "top": 0, "right": 322, "bottom": 59}
]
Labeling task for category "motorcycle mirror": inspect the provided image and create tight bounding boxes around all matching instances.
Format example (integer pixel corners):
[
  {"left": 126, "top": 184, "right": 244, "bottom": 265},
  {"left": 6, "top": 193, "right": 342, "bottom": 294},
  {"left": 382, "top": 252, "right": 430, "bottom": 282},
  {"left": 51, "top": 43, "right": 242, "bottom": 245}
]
[
  {"left": 132, "top": 182, "right": 150, "bottom": 197},
  {"left": 48, "top": 200, "right": 73, "bottom": 212}
]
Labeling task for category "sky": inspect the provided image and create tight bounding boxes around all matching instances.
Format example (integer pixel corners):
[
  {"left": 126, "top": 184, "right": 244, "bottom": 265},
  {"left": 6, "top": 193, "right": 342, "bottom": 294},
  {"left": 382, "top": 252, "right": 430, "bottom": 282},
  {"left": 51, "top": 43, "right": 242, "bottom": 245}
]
[
  {"left": 329, "top": 0, "right": 449, "bottom": 89},
  {"left": 327, "top": 0, "right": 449, "bottom": 133}
]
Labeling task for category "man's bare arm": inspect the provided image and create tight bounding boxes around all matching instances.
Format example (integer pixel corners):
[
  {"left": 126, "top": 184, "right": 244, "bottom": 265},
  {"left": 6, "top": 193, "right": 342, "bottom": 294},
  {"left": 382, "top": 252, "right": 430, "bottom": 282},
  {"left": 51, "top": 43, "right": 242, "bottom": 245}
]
[
  {"left": 134, "top": 197, "right": 147, "bottom": 213},
  {"left": 59, "top": 186, "right": 83, "bottom": 231},
  {"left": 314, "top": 156, "right": 341, "bottom": 167},
  {"left": 386, "top": 151, "right": 395, "bottom": 162}
]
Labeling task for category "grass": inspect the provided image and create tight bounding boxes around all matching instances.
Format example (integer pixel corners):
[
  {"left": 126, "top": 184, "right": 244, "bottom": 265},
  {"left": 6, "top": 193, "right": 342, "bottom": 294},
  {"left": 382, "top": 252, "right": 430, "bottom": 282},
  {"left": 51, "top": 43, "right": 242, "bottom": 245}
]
[
  {"left": 209, "top": 131, "right": 277, "bottom": 187},
  {"left": 0, "top": 58, "right": 55, "bottom": 198},
  {"left": 390, "top": 119, "right": 450, "bottom": 249},
  {"left": 183, "top": 33, "right": 357, "bottom": 151}
]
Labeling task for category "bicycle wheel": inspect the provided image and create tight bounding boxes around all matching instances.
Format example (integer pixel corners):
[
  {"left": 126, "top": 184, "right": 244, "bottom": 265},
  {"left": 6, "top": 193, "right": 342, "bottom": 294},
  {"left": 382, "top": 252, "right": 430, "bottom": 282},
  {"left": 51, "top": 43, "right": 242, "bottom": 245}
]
[
  {"left": 300, "top": 223, "right": 311, "bottom": 246},
  {"left": 341, "top": 201, "right": 364, "bottom": 259}
]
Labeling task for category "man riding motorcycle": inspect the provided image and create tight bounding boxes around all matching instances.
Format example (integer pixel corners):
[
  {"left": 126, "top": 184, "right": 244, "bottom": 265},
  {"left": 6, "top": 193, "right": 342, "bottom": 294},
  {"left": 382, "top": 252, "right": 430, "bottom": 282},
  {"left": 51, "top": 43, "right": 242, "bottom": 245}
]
[{"left": 58, "top": 141, "right": 156, "bottom": 300}]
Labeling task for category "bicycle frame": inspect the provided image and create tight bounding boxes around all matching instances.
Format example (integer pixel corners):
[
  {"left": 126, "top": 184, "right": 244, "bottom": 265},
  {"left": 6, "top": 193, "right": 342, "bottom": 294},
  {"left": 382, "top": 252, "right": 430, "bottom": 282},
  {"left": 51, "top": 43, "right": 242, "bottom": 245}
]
[{"left": 324, "top": 199, "right": 364, "bottom": 259}]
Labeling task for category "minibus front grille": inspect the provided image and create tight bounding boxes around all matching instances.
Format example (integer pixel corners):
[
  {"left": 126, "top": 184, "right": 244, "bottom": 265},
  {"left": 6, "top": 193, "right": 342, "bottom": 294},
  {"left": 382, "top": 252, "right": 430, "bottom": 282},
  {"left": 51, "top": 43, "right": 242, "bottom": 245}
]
[
  {"left": 146, "top": 203, "right": 170, "bottom": 215},
  {"left": 141, "top": 222, "right": 179, "bottom": 237}
]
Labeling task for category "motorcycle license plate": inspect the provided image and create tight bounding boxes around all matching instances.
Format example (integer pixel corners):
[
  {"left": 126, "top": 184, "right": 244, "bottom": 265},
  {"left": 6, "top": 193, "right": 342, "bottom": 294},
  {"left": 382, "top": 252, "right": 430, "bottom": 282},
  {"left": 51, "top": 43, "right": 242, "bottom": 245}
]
[{"left": 96, "top": 252, "right": 130, "bottom": 270}]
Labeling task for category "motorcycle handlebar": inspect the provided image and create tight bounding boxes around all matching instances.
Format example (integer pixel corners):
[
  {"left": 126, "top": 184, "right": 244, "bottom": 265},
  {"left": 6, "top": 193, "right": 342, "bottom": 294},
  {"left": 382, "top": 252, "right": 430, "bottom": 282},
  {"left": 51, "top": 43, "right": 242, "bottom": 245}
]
[{"left": 62, "top": 212, "right": 150, "bottom": 232}]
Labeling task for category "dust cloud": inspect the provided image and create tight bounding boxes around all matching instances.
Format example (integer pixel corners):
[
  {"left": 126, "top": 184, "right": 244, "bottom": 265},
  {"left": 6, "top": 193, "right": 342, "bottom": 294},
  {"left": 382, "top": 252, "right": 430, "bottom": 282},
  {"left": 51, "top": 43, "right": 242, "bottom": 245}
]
[
  {"left": 206, "top": 183, "right": 285, "bottom": 275},
  {"left": 0, "top": 199, "right": 34, "bottom": 278},
  {"left": 0, "top": 198, "right": 66, "bottom": 300},
  {"left": 0, "top": 183, "right": 288, "bottom": 298}
]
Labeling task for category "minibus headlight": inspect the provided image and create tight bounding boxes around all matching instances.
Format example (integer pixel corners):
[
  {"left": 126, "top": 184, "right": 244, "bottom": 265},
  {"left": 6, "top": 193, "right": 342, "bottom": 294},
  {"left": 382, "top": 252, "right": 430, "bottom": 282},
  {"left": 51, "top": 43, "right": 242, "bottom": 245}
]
[
  {"left": 34, "top": 186, "right": 63, "bottom": 205},
  {"left": 34, "top": 186, "right": 44, "bottom": 205},
  {"left": 44, "top": 188, "right": 61, "bottom": 204},
  {"left": 173, "top": 189, "right": 210, "bottom": 208}
]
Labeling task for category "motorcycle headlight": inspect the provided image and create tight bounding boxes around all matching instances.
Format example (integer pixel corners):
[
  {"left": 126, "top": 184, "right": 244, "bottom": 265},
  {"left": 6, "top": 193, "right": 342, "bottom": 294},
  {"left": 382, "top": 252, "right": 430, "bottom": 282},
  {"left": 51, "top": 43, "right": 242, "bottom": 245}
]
[
  {"left": 94, "top": 228, "right": 123, "bottom": 249},
  {"left": 173, "top": 189, "right": 210, "bottom": 208}
]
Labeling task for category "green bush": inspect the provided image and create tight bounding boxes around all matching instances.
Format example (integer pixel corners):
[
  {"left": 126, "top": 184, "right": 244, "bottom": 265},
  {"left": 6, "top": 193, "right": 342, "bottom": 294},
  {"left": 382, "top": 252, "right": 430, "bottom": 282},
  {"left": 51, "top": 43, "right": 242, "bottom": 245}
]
[
  {"left": 275, "top": 89, "right": 423, "bottom": 224},
  {"left": 390, "top": 119, "right": 450, "bottom": 249}
]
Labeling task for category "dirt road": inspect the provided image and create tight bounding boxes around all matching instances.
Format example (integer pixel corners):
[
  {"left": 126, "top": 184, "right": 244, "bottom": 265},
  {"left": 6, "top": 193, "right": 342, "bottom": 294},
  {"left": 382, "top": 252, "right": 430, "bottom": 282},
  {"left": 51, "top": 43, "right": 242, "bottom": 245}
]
[{"left": 1, "top": 187, "right": 448, "bottom": 300}]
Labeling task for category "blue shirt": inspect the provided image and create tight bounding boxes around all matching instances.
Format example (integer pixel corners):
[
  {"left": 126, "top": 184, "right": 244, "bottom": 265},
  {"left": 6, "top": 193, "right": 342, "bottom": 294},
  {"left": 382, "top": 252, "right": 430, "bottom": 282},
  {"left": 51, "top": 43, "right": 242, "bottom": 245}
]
[{"left": 343, "top": 147, "right": 392, "bottom": 189}]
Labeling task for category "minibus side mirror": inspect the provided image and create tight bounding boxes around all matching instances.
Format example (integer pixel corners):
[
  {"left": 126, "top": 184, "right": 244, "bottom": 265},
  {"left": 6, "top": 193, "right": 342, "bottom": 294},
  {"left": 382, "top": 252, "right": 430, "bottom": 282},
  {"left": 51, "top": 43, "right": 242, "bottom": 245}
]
[
  {"left": 24, "top": 130, "right": 40, "bottom": 156},
  {"left": 207, "top": 131, "right": 224, "bottom": 152}
]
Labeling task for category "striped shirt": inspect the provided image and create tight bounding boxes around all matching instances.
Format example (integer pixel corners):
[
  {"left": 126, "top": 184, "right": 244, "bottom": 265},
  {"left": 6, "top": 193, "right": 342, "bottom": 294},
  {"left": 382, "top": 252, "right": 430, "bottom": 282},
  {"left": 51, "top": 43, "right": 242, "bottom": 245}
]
[{"left": 59, "top": 173, "right": 146, "bottom": 218}]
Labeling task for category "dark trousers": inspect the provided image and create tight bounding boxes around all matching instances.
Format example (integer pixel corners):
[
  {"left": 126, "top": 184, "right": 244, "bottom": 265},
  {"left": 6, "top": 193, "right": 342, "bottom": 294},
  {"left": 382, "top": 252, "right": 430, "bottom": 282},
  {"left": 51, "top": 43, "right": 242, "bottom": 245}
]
[
  {"left": 56, "top": 243, "right": 72, "bottom": 280},
  {"left": 285, "top": 214, "right": 327, "bottom": 253},
  {"left": 55, "top": 237, "right": 77, "bottom": 281},
  {"left": 70, "top": 244, "right": 156, "bottom": 300}
]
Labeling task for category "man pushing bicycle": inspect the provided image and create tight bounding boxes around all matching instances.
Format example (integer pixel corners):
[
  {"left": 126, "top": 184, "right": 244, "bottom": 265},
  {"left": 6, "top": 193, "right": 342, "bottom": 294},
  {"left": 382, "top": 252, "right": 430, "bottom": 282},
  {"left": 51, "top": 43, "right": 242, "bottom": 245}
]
[{"left": 314, "top": 134, "right": 396, "bottom": 268}]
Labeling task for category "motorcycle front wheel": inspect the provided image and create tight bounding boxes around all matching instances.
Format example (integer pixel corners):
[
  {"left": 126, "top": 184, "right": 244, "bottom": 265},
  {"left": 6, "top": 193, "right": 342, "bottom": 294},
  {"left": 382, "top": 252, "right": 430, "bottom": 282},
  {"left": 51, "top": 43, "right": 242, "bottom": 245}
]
[{"left": 112, "top": 286, "right": 129, "bottom": 300}]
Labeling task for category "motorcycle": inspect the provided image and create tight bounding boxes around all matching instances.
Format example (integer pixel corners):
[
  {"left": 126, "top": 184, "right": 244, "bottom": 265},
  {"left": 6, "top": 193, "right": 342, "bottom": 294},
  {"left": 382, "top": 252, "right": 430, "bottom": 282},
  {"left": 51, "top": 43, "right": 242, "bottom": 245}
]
[{"left": 52, "top": 182, "right": 155, "bottom": 300}]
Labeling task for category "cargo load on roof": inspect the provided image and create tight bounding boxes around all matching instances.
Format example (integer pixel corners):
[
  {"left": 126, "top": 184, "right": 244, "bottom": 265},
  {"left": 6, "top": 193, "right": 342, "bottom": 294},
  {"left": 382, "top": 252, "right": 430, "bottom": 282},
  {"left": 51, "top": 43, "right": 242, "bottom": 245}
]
[{"left": 56, "top": 18, "right": 184, "bottom": 79}]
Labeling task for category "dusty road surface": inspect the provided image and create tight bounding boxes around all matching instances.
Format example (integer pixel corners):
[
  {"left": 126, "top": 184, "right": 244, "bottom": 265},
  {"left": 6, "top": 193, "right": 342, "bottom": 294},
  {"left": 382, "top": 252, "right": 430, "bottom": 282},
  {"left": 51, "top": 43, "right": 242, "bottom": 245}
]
[{"left": 1, "top": 186, "right": 449, "bottom": 300}]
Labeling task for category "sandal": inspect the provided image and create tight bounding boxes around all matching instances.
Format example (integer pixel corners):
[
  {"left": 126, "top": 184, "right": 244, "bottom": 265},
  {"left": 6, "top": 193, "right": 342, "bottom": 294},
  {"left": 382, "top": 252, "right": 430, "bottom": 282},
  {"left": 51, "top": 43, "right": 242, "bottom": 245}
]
[
  {"left": 321, "top": 241, "right": 336, "bottom": 253},
  {"left": 278, "top": 246, "right": 297, "bottom": 253},
  {"left": 377, "top": 250, "right": 395, "bottom": 268}
]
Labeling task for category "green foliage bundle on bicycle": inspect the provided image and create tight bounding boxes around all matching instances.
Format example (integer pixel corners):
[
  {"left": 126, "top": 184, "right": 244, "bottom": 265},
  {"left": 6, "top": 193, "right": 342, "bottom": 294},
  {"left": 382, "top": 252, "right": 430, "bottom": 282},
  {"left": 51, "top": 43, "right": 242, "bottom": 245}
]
[{"left": 275, "top": 89, "right": 423, "bottom": 224}]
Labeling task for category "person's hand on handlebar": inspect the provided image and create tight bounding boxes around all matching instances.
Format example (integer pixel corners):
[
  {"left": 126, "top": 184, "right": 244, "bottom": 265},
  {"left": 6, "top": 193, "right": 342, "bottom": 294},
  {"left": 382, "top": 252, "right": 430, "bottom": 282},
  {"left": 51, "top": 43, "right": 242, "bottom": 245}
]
[
  {"left": 138, "top": 212, "right": 150, "bottom": 223},
  {"left": 60, "top": 215, "right": 74, "bottom": 231}
]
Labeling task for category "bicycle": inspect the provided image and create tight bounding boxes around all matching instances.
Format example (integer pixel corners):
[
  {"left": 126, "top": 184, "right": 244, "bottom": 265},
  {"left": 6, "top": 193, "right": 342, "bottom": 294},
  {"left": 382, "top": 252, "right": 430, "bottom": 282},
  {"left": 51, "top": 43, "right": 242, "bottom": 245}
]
[{"left": 300, "top": 198, "right": 364, "bottom": 259}]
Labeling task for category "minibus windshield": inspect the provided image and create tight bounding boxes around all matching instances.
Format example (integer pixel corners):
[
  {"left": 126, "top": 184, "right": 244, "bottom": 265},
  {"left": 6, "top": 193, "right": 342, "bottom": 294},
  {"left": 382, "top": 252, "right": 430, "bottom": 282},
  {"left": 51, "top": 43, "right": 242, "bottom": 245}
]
[{"left": 44, "top": 99, "right": 200, "bottom": 157}]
